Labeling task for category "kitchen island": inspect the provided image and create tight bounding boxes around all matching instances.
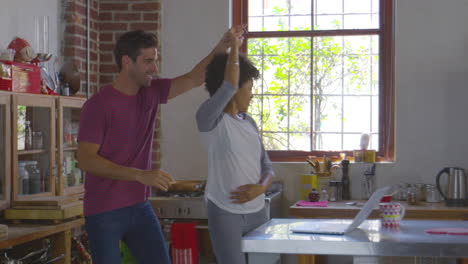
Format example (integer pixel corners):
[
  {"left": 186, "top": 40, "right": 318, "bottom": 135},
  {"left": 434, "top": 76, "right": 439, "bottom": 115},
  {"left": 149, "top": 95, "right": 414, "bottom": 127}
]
[{"left": 242, "top": 218, "right": 468, "bottom": 263}]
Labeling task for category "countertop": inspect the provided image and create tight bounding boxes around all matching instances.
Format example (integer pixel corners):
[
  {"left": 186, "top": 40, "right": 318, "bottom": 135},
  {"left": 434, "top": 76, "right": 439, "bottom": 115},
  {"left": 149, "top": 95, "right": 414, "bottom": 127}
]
[
  {"left": 289, "top": 201, "right": 468, "bottom": 220},
  {"left": 242, "top": 218, "right": 468, "bottom": 257}
]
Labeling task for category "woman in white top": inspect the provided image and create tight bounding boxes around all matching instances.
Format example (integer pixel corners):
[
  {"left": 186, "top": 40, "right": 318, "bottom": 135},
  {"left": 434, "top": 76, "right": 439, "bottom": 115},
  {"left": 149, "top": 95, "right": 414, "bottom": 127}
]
[{"left": 196, "top": 26, "right": 275, "bottom": 264}]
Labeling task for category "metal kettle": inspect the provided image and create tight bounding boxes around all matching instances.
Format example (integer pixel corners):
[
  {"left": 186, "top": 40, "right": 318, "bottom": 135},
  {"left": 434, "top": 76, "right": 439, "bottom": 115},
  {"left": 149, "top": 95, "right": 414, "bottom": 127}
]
[{"left": 436, "top": 167, "right": 467, "bottom": 206}]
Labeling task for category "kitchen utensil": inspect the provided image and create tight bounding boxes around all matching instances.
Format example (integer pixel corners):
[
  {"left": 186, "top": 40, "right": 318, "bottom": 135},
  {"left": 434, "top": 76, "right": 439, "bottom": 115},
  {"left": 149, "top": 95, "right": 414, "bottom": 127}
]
[{"left": 436, "top": 167, "right": 467, "bottom": 206}]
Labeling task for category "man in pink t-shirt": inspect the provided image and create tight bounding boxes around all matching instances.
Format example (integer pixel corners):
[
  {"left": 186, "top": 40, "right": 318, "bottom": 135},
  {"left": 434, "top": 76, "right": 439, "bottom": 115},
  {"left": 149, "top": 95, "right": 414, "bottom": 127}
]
[{"left": 77, "top": 28, "right": 244, "bottom": 264}]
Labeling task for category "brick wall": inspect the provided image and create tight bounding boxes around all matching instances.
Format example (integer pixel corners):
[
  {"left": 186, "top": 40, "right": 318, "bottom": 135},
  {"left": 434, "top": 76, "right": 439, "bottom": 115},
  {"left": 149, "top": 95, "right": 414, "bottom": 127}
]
[
  {"left": 63, "top": 0, "right": 163, "bottom": 169},
  {"left": 62, "top": 0, "right": 100, "bottom": 95}
]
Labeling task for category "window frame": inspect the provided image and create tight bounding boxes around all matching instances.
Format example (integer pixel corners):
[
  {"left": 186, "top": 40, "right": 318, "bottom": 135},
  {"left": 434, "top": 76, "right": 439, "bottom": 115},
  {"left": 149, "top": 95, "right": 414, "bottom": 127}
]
[{"left": 233, "top": 0, "right": 394, "bottom": 162}]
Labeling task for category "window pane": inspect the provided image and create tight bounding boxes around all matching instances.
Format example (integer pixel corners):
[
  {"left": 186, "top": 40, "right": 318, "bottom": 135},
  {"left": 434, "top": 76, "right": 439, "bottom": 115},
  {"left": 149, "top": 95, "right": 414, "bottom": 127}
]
[
  {"left": 249, "top": 0, "right": 263, "bottom": 16},
  {"left": 291, "top": 0, "right": 311, "bottom": 15},
  {"left": 249, "top": 17, "right": 263, "bottom": 31},
  {"left": 259, "top": 95, "right": 289, "bottom": 132},
  {"left": 263, "top": 132, "right": 288, "bottom": 150},
  {"left": 264, "top": 16, "right": 289, "bottom": 31},
  {"left": 371, "top": 95, "right": 379, "bottom": 133},
  {"left": 290, "top": 96, "right": 311, "bottom": 133},
  {"left": 316, "top": 0, "right": 343, "bottom": 15},
  {"left": 343, "top": 133, "right": 362, "bottom": 150},
  {"left": 290, "top": 133, "right": 311, "bottom": 151},
  {"left": 314, "top": 0, "right": 378, "bottom": 30},
  {"left": 248, "top": 37, "right": 312, "bottom": 95},
  {"left": 318, "top": 95, "right": 342, "bottom": 133},
  {"left": 370, "top": 133, "right": 379, "bottom": 151},
  {"left": 315, "top": 15, "right": 343, "bottom": 30},
  {"left": 249, "top": 0, "right": 377, "bottom": 31},
  {"left": 343, "top": 95, "right": 371, "bottom": 133},
  {"left": 344, "top": 0, "right": 372, "bottom": 13},
  {"left": 291, "top": 15, "right": 312, "bottom": 30},
  {"left": 250, "top": 96, "right": 264, "bottom": 129},
  {"left": 315, "top": 133, "right": 341, "bottom": 151},
  {"left": 263, "top": 0, "right": 289, "bottom": 16}
]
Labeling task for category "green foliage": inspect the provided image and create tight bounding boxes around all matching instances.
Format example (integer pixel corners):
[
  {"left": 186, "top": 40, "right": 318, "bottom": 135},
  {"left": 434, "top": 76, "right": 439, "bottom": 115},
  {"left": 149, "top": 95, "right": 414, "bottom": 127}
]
[{"left": 247, "top": 22, "right": 376, "bottom": 151}]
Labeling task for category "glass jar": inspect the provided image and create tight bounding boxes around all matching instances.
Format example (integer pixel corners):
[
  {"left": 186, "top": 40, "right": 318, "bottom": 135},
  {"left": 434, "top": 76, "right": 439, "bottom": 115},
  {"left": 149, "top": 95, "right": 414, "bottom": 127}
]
[
  {"left": 18, "top": 161, "right": 30, "bottom": 195},
  {"left": 329, "top": 181, "right": 338, "bottom": 202},
  {"left": 25, "top": 161, "right": 41, "bottom": 194},
  {"left": 308, "top": 189, "right": 320, "bottom": 202},
  {"left": 425, "top": 184, "right": 441, "bottom": 203},
  {"left": 396, "top": 183, "right": 409, "bottom": 201},
  {"left": 32, "top": 131, "right": 43, "bottom": 149},
  {"left": 407, "top": 186, "right": 418, "bottom": 205}
]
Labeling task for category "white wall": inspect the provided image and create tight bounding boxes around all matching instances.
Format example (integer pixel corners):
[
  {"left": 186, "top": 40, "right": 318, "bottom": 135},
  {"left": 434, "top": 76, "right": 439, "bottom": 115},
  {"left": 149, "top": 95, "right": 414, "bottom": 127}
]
[
  {"left": 160, "top": 0, "right": 468, "bottom": 212},
  {"left": 160, "top": 0, "right": 230, "bottom": 179},
  {"left": 0, "top": 0, "right": 61, "bottom": 62}
]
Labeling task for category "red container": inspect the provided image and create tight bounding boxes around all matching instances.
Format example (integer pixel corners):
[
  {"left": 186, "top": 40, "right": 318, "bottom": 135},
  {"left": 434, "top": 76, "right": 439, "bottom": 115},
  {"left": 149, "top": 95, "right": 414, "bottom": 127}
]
[
  {"left": 0, "top": 60, "right": 41, "bottom": 94},
  {"left": 171, "top": 222, "right": 198, "bottom": 264}
]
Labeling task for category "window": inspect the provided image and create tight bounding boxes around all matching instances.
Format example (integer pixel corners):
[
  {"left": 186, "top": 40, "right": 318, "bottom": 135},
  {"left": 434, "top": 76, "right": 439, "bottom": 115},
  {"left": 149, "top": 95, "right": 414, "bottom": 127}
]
[{"left": 234, "top": 0, "right": 394, "bottom": 161}]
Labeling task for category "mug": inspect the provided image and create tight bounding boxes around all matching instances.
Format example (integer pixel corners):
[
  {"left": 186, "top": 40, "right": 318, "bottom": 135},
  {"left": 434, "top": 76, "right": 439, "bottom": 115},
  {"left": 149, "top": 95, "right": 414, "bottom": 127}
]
[{"left": 379, "top": 202, "right": 406, "bottom": 228}]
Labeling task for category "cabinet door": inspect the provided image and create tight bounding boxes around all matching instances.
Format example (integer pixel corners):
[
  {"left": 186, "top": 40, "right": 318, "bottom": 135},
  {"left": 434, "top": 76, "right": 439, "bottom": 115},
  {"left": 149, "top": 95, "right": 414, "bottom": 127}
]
[
  {"left": 0, "top": 92, "right": 11, "bottom": 209},
  {"left": 57, "top": 96, "right": 85, "bottom": 196},
  {"left": 12, "top": 94, "right": 56, "bottom": 201}
]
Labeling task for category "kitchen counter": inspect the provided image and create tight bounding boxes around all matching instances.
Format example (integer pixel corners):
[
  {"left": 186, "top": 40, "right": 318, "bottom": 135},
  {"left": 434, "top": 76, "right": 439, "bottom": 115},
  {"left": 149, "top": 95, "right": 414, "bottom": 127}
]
[
  {"left": 242, "top": 218, "right": 468, "bottom": 263},
  {"left": 289, "top": 200, "right": 468, "bottom": 220}
]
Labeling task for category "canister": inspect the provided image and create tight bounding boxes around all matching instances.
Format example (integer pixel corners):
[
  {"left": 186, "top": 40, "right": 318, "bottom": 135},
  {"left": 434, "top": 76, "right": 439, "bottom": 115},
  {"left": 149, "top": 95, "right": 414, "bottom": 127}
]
[
  {"left": 425, "top": 184, "right": 441, "bottom": 203},
  {"left": 300, "top": 174, "right": 318, "bottom": 200}
]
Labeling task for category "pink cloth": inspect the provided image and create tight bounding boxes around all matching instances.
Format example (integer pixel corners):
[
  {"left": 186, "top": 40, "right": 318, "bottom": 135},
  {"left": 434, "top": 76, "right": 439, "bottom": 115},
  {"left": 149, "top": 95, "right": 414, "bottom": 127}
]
[
  {"left": 78, "top": 79, "right": 171, "bottom": 216},
  {"left": 296, "top": 200, "right": 329, "bottom": 207}
]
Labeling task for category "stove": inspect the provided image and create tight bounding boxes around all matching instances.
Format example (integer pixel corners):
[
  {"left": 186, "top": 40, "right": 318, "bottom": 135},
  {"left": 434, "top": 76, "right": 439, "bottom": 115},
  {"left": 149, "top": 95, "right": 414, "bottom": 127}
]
[{"left": 149, "top": 183, "right": 282, "bottom": 220}]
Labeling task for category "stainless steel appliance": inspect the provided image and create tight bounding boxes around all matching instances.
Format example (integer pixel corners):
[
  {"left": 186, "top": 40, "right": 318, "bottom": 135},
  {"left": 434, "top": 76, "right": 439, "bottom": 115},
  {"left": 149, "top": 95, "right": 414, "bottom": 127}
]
[
  {"left": 149, "top": 188, "right": 282, "bottom": 220},
  {"left": 149, "top": 181, "right": 282, "bottom": 263},
  {"left": 436, "top": 167, "right": 467, "bottom": 206}
]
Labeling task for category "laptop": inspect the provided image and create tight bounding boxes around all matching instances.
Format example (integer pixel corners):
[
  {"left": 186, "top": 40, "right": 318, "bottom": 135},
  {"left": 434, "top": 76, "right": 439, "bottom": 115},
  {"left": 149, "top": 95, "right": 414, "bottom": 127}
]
[{"left": 290, "top": 186, "right": 391, "bottom": 235}]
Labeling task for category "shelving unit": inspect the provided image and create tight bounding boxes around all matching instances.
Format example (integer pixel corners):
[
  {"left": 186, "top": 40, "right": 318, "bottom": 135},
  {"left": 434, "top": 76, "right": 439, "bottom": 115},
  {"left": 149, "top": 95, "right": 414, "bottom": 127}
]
[{"left": 0, "top": 92, "right": 11, "bottom": 211}]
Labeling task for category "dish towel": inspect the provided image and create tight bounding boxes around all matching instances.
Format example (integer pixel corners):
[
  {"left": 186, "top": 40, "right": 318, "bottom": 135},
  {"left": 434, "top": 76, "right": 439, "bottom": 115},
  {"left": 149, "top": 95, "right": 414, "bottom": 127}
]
[{"left": 296, "top": 200, "right": 329, "bottom": 207}]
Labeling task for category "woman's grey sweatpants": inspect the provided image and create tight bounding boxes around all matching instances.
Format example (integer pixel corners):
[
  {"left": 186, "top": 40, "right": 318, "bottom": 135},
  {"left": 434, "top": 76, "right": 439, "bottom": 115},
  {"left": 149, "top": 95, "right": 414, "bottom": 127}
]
[{"left": 207, "top": 199, "right": 268, "bottom": 264}]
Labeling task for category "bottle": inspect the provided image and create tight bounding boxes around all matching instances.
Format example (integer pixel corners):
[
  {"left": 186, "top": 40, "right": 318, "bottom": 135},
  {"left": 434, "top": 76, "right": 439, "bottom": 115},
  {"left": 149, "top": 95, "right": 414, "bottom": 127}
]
[
  {"left": 25, "top": 120, "right": 33, "bottom": 150},
  {"left": 308, "top": 188, "right": 320, "bottom": 202},
  {"left": 341, "top": 159, "right": 351, "bottom": 200},
  {"left": 320, "top": 187, "right": 329, "bottom": 201}
]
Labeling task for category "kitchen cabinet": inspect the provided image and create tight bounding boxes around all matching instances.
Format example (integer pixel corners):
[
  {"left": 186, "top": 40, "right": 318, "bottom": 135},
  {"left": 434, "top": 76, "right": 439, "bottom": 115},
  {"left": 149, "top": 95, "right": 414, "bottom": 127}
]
[
  {"left": 10, "top": 93, "right": 86, "bottom": 205},
  {"left": 56, "top": 96, "right": 85, "bottom": 196},
  {"left": 0, "top": 218, "right": 84, "bottom": 264},
  {"left": 12, "top": 93, "right": 56, "bottom": 201},
  {"left": 0, "top": 91, "right": 11, "bottom": 211}
]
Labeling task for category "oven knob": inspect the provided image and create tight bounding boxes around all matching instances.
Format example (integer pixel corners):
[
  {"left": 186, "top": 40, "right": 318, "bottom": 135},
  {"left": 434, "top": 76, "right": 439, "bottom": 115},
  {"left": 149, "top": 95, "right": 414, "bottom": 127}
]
[
  {"left": 187, "top": 208, "right": 191, "bottom": 215},
  {"left": 157, "top": 208, "right": 163, "bottom": 216},
  {"left": 177, "top": 208, "right": 182, "bottom": 215}
]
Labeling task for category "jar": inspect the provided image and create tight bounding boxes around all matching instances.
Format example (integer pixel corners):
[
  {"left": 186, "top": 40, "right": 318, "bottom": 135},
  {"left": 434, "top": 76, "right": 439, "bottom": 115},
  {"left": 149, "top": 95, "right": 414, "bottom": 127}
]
[
  {"left": 18, "top": 161, "right": 30, "bottom": 195},
  {"left": 320, "top": 187, "right": 329, "bottom": 201},
  {"left": 32, "top": 131, "right": 43, "bottom": 149},
  {"left": 414, "top": 183, "right": 425, "bottom": 202},
  {"left": 25, "top": 161, "right": 41, "bottom": 194},
  {"left": 329, "top": 181, "right": 343, "bottom": 202},
  {"left": 396, "top": 183, "right": 409, "bottom": 201},
  {"left": 407, "top": 186, "right": 418, "bottom": 205},
  {"left": 308, "top": 189, "right": 320, "bottom": 202},
  {"left": 425, "top": 184, "right": 441, "bottom": 203}
]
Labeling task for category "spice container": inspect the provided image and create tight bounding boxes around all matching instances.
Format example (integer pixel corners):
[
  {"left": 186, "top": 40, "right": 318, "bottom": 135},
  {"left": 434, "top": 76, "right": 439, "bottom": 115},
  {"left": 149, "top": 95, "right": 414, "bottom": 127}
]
[
  {"left": 407, "top": 186, "right": 418, "bottom": 205},
  {"left": 308, "top": 189, "right": 320, "bottom": 202},
  {"left": 425, "top": 184, "right": 441, "bottom": 203},
  {"left": 329, "top": 181, "right": 343, "bottom": 202}
]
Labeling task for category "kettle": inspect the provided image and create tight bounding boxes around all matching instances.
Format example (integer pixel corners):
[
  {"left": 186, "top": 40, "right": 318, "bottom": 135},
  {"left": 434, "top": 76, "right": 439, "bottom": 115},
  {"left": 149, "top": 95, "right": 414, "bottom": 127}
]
[{"left": 436, "top": 167, "right": 467, "bottom": 206}]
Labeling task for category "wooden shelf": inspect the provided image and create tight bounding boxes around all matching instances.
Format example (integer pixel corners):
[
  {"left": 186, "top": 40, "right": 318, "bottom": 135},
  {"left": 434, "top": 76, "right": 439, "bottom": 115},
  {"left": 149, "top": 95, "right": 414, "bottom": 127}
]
[
  {"left": 17, "top": 149, "right": 47, "bottom": 155},
  {"left": 63, "top": 146, "right": 78, "bottom": 151}
]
